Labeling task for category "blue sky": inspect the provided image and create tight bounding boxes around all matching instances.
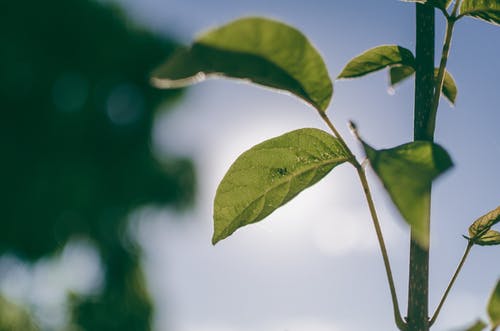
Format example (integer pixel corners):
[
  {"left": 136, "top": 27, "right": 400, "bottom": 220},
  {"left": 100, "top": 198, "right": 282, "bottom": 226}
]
[
  {"left": 107, "top": 1, "right": 500, "bottom": 331},
  {"left": 19, "top": 1, "right": 496, "bottom": 330}
]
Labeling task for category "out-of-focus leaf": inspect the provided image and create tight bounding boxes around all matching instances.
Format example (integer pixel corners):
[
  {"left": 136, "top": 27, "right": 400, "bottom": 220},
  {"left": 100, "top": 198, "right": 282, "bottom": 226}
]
[
  {"left": 460, "top": 0, "right": 500, "bottom": 26},
  {"left": 152, "top": 17, "right": 333, "bottom": 112},
  {"left": 389, "top": 65, "right": 458, "bottom": 105},
  {"left": 488, "top": 280, "right": 500, "bottom": 329},
  {"left": 468, "top": 206, "right": 500, "bottom": 245},
  {"left": 362, "top": 140, "right": 453, "bottom": 247},
  {"left": 337, "top": 45, "right": 415, "bottom": 79},
  {"left": 213, "top": 128, "right": 350, "bottom": 244},
  {"left": 0, "top": 296, "right": 39, "bottom": 331}
]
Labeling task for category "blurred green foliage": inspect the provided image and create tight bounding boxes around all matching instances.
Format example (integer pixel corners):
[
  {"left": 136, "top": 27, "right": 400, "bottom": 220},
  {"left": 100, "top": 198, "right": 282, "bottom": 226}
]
[
  {"left": 0, "top": 296, "right": 39, "bottom": 331},
  {"left": 0, "top": 0, "right": 195, "bottom": 329}
]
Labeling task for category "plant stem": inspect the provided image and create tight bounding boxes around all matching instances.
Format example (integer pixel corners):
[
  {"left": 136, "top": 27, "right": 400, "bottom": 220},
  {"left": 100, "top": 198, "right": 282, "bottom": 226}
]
[
  {"left": 426, "top": 17, "right": 456, "bottom": 138},
  {"left": 318, "top": 111, "right": 353, "bottom": 158},
  {"left": 318, "top": 112, "right": 406, "bottom": 330},
  {"left": 429, "top": 241, "right": 474, "bottom": 326},
  {"left": 356, "top": 165, "right": 407, "bottom": 331},
  {"left": 408, "top": 4, "right": 434, "bottom": 331}
]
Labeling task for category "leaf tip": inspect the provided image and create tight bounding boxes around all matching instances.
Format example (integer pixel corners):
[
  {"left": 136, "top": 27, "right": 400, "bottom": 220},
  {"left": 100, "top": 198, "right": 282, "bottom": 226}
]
[{"left": 211, "top": 231, "right": 223, "bottom": 246}]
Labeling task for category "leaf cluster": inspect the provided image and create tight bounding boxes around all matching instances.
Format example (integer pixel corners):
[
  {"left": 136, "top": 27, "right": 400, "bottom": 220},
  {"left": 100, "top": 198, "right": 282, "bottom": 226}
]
[{"left": 151, "top": 7, "right": 499, "bottom": 329}]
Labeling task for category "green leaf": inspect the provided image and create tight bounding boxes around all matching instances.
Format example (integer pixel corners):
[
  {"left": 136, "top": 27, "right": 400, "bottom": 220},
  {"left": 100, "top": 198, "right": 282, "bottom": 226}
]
[
  {"left": 440, "top": 69, "right": 458, "bottom": 105},
  {"left": 460, "top": 0, "right": 500, "bottom": 26},
  {"left": 463, "top": 319, "right": 487, "bottom": 331},
  {"left": 389, "top": 65, "right": 458, "bottom": 105},
  {"left": 475, "top": 230, "right": 500, "bottom": 246},
  {"left": 400, "top": 0, "right": 452, "bottom": 11},
  {"left": 362, "top": 140, "right": 453, "bottom": 247},
  {"left": 337, "top": 45, "right": 415, "bottom": 79},
  {"left": 488, "top": 280, "right": 500, "bottom": 329},
  {"left": 212, "top": 128, "right": 351, "bottom": 244},
  {"left": 151, "top": 17, "right": 333, "bottom": 112},
  {"left": 389, "top": 65, "right": 416, "bottom": 86},
  {"left": 468, "top": 206, "right": 500, "bottom": 245}
]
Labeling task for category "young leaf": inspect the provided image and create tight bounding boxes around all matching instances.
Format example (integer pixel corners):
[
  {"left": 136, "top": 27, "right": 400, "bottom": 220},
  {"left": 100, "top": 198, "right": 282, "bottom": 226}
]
[
  {"left": 362, "top": 140, "right": 453, "bottom": 247},
  {"left": 400, "top": 0, "right": 452, "bottom": 11},
  {"left": 463, "top": 319, "right": 487, "bottom": 331},
  {"left": 468, "top": 206, "right": 500, "bottom": 245},
  {"left": 440, "top": 69, "right": 458, "bottom": 105},
  {"left": 474, "top": 230, "right": 500, "bottom": 245},
  {"left": 389, "top": 65, "right": 458, "bottom": 105},
  {"left": 488, "top": 280, "right": 500, "bottom": 329},
  {"left": 460, "top": 0, "right": 500, "bottom": 26},
  {"left": 337, "top": 45, "right": 415, "bottom": 79},
  {"left": 151, "top": 17, "right": 333, "bottom": 112},
  {"left": 389, "top": 65, "right": 416, "bottom": 86},
  {"left": 212, "top": 128, "right": 351, "bottom": 244}
]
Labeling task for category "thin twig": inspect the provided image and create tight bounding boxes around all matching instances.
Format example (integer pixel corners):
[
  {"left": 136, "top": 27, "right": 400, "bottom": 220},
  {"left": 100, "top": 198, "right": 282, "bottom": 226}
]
[
  {"left": 429, "top": 241, "right": 474, "bottom": 326},
  {"left": 426, "top": 0, "right": 461, "bottom": 137},
  {"left": 426, "top": 18, "right": 456, "bottom": 138},
  {"left": 319, "top": 112, "right": 407, "bottom": 331}
]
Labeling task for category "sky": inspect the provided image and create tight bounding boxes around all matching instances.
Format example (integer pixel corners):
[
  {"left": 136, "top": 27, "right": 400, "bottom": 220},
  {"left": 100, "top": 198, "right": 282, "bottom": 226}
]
[
  {"left": 111, "top": 1, "right": 500, "bottom": 331},
  {"left": 3, "top": 1, "right": 499, "bottom": 331}
]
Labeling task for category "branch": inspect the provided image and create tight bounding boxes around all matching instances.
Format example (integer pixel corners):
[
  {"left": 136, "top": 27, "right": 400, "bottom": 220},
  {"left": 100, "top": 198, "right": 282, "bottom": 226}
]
[
  {"left": 429, "top": 241, "right": 474, "bottom": 326},
  {"left": 319, "top": 113, "right": 407, "bottom": 331}
]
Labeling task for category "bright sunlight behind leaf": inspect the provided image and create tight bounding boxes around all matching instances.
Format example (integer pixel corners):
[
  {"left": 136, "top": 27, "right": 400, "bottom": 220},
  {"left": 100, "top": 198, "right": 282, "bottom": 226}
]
[
  {"left": 151, "top": 17, "right": 333, "bottom": 112},
  {"left": 212, "top": 128, "right": 350, "bottom": 244}
]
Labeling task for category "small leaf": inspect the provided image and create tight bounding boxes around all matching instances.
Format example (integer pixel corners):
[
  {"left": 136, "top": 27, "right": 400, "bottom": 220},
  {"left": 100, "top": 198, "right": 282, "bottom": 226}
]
[
  {"left": 488, "top": 280, "right": 500, "bottom": 329},
  {"left": 475, "top": 230, "right": 500, "bottom": 246},
  {"left": 440, "top": 69, "right": 458, "bottom": 105},
  {"left": 460, "top": 0, "right": 500, "bottom": 26},
  {"left": 463, "top": 319, "right": 487, "bottom": 331},
  {"left": 468, "top": 206, "right": 500, "bottom": 245},
  {"left": 337, "top": 45, "right": 415, "bottom": 79},
  {"left": 389, "top": 65, "right": 458, "bottom": 105},
  {"left": 213, "top": 128, "right": 351, "bottom": 244},
  {"left": 151, "top": 17, "right": 333, "bottom": 112},
  {"left": 400, "top": 0, "right": 451, "bottom": 11},
  {"left": 362, "top": 140, "right": 453, "bottom": 247},
  {"left": 389, "top": 65, "right": 415, "bottom": 86}
]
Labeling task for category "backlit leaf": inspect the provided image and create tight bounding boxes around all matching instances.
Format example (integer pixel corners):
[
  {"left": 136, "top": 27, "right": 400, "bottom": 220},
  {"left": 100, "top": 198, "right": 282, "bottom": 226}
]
[
  {"left": 460, "top": 0, "right": 500, "bottom": 26},
  {"left": 151, "top": 17, "right": 333, "bottom": 112},
  {"left": 337, "top": 45, "right": 415, "bottom": 79},
  {"left": 468, "top": 206, "right": 500, "bottom": 245},
  {"left": 488, "top": 280, "right": 500, "bottom": 329},
  {"left": 362, "top": 140, "right": 453, "bottom": 247},
  {"left": 389, "top": 65, "right": 458, "bottom": 105},
  {"left": 213, "top": 128, "right": 351, "bottom": 244}
]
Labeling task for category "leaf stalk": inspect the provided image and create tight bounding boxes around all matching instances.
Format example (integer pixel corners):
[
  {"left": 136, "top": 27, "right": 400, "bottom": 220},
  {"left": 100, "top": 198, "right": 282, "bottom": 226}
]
[
  {"left": 426, "top": 12, "right": 457, "bottom": 138},
  {"left": 319, "top": 112, "right": 407, "bottom": 331},
  {"left": 429, "top": 240, "right": 474, "bottom": 326}
]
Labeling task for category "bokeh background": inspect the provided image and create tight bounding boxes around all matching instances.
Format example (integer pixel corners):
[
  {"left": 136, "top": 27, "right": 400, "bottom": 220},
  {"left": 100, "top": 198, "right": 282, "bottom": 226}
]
[{"left": 0, "top": 1, "right": 499, "bottom": 331}]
